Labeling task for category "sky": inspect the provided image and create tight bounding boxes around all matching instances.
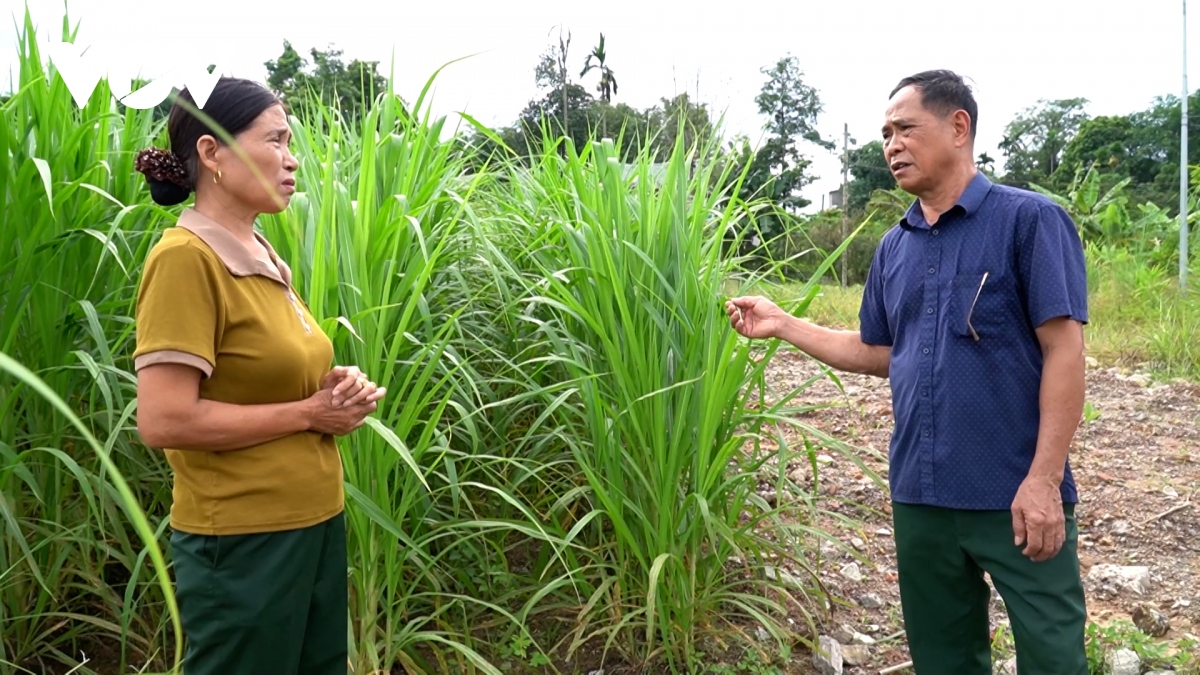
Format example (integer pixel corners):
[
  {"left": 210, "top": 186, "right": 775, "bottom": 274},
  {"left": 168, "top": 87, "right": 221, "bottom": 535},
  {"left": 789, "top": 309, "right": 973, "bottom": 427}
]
[{"left": 2, "top": 0, "right": 1198, "bottom": 210}]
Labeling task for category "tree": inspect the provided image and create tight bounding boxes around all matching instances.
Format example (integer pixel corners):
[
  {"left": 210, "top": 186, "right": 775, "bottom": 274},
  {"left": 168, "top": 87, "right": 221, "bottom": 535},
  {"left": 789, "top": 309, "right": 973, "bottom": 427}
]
[
  {"left": 265, "top": 41, "right": 306, "bottom": 96},
  {"left": 547, "top": 26, "right": 572, "bottom": 139},
  {"left": 717, "top": 55, "right": 832, "bottom": 262},
  {"left": 580, "top": 33, "right": 617, "bottom": 104},
  {"left": 464, "top": 41, "right": 703, "bottom": 172},
  {"left": 1056, "top": 90, "right": 1200, "bottom": 214},
  {"left": 846, "top": 140, "right": 895, "bottom": 213},
  {"left": 996, "top": 98, "right": 1090, "bottom": 188},
  {"left": 471, "top": 40, "right": 623, "bottom": 165},
  {"left": 751, "top": 55, "right": 833, "bottom": 212},
  {"left": 264, "top": 41, "right": 389, "bottom": 125},
  {"left": 580, "top": 33, "right": 617, "bottom": 138},
  {"left": 534, "top": 47, "right": 562, "bottom": 92},
  {"left": 590, "top": 102, "right": 652, "bottom": 161},
  {"left": 513, "top": 83, "right": 598, "bottom": 156},
  {"left": 645, "top": 93, "right": 715, "bottom": 161},
  {"left": 756, "top": 57, "right": 829, "bottom": 148}
]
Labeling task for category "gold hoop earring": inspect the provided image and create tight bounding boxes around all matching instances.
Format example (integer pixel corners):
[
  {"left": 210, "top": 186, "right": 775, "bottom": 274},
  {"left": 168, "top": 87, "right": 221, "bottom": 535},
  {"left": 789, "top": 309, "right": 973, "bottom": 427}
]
[{"left": 213, "top": 170, "right": 222, "bottom": 184}]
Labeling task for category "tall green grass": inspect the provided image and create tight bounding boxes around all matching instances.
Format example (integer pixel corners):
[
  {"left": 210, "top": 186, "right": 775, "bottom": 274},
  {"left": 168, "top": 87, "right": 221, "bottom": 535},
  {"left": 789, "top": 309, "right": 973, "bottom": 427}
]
[
  {"left": 8, "top": 7, "right": 1197, "bottom": 674},
  {"left": 1, "top": 8, "right": 872, "bottom": 675},
  {"left": 257, "top": 65, "right": 516, "bottom": 675},
  {"left": 1082, "top": 242, "right": 1200, "bottom": 379},
  {"left": 463, "top": 130, "right": 875, "bottom": 671},
  {"left": 0, "top": 11, "right": 182, "bottom": 674}
]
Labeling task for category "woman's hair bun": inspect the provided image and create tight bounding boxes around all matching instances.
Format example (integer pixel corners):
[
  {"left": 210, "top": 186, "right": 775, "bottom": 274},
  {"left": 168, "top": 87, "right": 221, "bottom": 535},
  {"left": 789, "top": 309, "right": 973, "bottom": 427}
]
[{"left": 135, "top": 147, "right": 192, "bottom": 206}]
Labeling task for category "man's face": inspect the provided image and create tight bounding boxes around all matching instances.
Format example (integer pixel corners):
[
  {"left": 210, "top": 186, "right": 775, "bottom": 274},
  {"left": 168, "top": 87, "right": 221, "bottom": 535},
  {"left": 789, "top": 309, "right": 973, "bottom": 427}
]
[{"left": 881, "top": 85, "right": 962, "bottom": 196}]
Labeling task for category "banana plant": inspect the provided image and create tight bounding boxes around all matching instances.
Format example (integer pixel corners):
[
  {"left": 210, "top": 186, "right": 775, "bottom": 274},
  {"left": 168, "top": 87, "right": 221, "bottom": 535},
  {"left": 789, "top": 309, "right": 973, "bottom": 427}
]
[
  {"left": 1030, "top": 164, "right": 1131, "bottom": 241},
  {"left": 1031, "top": 165, "right": 1181, "bottom": 269}
]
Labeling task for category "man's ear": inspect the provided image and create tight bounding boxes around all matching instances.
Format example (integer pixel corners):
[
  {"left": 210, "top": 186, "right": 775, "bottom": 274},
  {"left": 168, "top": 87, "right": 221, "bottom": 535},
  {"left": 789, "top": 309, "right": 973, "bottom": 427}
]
[{"left": 952, "top": 109, "right": 973, "bottom": 149}]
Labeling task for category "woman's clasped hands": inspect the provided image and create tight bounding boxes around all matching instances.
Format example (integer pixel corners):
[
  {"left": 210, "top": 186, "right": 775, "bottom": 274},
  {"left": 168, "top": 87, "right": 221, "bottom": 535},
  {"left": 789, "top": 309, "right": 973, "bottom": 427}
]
[{"left": 304, "top": 365, "right": 387, "bottom": 436}]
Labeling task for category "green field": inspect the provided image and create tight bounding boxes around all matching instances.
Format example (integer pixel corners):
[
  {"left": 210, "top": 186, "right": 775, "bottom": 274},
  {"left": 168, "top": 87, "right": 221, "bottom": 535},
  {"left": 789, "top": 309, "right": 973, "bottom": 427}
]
[
  {"left": 3, "top": 9, "right": 1199, "bottom": 675},
  {"left": 777, "top": 239, "right": 1200, "bottom": 382}
]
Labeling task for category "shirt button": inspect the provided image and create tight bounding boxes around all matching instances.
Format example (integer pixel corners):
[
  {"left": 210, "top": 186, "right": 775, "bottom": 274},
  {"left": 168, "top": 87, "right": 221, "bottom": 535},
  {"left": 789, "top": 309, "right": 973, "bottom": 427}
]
[
  {"left": 928, "top": 267, "right": 936, "bottom": 274},
  {"left": 922, "top": 388, "right": 929, "bottom": 396},
  {"left": 927, "top": 307, "right": 934, "bottom": 314},
  {"left": 923, "top": 347, "right": 930, "bottom": 355},
  {"left": 932, "top": 229, "right": 939, "bottom": 235},
  {"left": 924, "top": 430, "right": 931, "bottom": 437}
]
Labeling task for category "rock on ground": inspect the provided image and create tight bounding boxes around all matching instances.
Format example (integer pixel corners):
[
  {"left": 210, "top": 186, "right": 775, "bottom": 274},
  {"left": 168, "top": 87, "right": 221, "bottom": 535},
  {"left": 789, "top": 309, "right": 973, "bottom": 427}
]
[
  {"left": 1132, "top": 602, "right": 1171, "bottom": 637},
  {"left": 840, "top": 643, "right": 869, "bottom": 666},
  {"left": 1105, "top": 648, "right": 1141, "bottom": 675},
  {"left": 811, "top": 635, "right": 843, "bottom": 675},
  {"left": 857, "top": 592, "right": 884, "bottom": 609},
  {"left": 1087, "top": 564, "right": 1153, "bottom": 596}
]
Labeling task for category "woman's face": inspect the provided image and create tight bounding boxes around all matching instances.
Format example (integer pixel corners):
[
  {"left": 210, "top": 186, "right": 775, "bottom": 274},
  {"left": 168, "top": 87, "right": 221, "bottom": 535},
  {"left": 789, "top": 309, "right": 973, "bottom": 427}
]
[{"left": 208, "top": 104, "right": 298, "bottom": 214}]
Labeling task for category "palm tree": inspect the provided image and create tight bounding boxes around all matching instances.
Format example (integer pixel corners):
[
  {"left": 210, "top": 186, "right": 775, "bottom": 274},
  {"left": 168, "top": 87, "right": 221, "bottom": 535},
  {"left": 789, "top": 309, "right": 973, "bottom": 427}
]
[
  {"left": 580, "top": 33, "right": 617, "bottom": 137},
  {"left": 977, "top": 152, "right": 996, "bottom": 174}
]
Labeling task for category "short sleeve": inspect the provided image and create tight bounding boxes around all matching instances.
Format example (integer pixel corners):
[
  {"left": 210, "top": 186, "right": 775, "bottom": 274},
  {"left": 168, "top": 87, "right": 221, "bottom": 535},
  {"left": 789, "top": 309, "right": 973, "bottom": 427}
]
[
  {"left": 132, "top": 241, "right": 223, "bottom": 377},
  {"left": 859, "top": 240, "right": 893, "bottom": 346},
  {"left": 1017, "top": 202, "right": 1089, "bottom": 328}
]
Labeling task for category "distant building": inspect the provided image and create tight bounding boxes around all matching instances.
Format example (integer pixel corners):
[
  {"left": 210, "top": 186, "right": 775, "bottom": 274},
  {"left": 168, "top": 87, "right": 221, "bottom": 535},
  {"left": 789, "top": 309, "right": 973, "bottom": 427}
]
[{"left": 828, "top": 187, "right": 844, "bottom": 209}]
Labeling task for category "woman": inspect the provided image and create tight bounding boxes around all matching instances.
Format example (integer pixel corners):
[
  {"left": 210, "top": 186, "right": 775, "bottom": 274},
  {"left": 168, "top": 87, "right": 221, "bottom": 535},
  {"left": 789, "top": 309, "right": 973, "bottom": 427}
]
[{"left": 131, "top": 76, "right": 383, "bottom": 675}]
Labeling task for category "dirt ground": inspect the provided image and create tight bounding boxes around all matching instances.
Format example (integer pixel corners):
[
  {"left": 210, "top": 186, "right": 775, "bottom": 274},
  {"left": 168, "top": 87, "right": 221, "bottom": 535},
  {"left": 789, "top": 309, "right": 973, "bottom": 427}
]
[{"left": 759, "top": 350, "right": 1200, "bottom": 674}]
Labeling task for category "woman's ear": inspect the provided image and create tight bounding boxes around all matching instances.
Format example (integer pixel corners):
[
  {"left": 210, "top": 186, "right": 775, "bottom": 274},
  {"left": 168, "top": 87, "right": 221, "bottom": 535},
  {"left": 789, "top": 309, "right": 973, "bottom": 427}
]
[{"left": 195, "top": 134, "right": 221, "bottom": 176}]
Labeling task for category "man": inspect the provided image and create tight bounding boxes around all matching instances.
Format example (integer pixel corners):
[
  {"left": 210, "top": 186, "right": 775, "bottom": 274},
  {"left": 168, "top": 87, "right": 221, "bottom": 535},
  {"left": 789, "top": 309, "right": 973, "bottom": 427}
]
[{"left": 726, "top": 70, "right": 1090, "bottom": 675}]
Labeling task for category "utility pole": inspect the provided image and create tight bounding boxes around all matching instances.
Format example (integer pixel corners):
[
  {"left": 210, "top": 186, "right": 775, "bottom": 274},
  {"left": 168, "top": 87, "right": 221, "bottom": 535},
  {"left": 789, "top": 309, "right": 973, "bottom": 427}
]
[
  {"left": 1182, "top": 0, "right": 1190, "bottom": 293},
  {"left": 841, "top": 123, "right": 850, "bottom": 286}
]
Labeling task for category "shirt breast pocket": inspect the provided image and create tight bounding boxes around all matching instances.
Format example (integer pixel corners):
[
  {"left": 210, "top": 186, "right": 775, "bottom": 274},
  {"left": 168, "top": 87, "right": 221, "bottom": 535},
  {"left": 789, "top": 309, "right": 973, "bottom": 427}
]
[{"left": 949, "top": 271, "right": 1006, "bottom": 341}]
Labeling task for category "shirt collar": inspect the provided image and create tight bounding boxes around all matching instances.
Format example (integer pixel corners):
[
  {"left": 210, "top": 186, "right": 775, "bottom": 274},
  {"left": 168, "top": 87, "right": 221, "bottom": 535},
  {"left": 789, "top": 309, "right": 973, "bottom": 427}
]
[
  {"left": 900, "top": 171, "right": 993, "bottom": 230},
  {"left": 175, "top": 208, "right": 293, "bottom": 287}
]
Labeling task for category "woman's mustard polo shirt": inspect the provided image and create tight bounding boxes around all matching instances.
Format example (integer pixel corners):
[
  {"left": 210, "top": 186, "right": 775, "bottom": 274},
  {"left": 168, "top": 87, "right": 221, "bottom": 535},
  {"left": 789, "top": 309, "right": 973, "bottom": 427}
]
[{"left": 133, "top": 208, "right": 343, "bottom": 536}]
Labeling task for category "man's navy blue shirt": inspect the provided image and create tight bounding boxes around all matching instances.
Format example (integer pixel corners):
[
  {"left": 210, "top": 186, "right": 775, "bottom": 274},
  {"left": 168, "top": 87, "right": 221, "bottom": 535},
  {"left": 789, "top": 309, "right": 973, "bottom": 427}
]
[{"left": 859, "top": 172, "right": 1089, "bottom": 510}]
